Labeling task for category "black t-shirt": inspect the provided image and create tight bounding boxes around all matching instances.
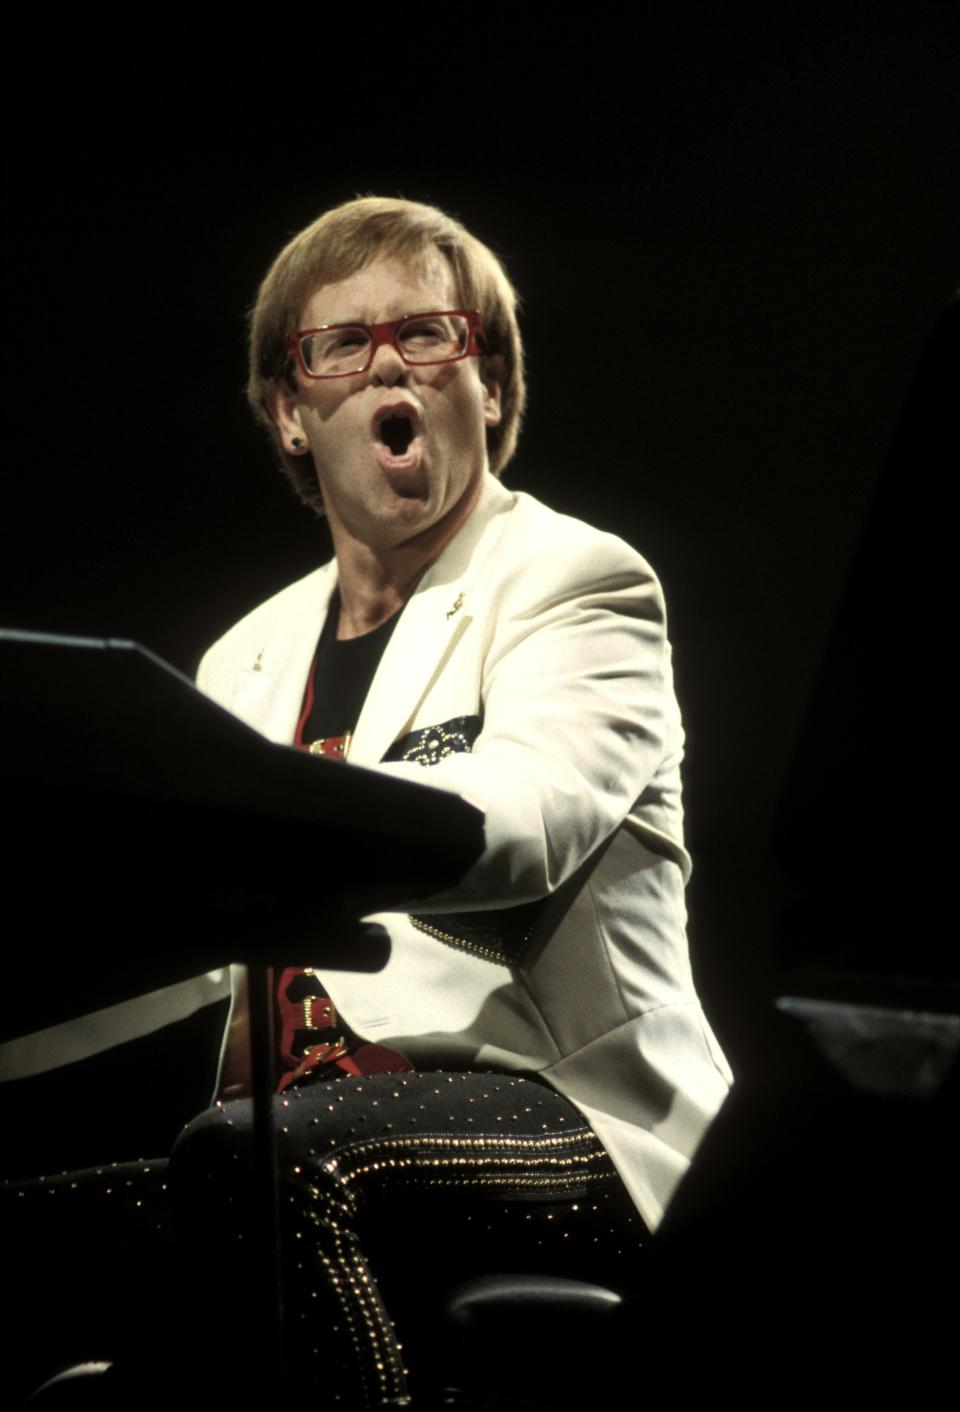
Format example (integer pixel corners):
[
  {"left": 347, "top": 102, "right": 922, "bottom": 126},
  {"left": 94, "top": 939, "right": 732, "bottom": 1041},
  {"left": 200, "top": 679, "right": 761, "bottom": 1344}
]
[
  {"left": 283, "top": 590, "right": 404, "bottom": 1064},
  {"left": 298, "top": 589, "right": 401, "bottom": 750}
]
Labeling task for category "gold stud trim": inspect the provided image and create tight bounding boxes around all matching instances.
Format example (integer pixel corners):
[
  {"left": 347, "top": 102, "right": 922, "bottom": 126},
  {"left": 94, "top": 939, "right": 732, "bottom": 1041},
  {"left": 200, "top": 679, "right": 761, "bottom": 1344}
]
[
  {"left": 407, "top": 916, "right": 509, "bottom": 963},
  {"left": 289, "top": 1182, "right": 407, "bottom": 1403}
]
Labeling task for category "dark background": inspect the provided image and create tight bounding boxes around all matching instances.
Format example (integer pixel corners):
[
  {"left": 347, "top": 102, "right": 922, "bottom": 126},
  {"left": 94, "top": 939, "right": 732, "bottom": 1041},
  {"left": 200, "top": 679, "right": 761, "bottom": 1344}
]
[{"left": 4, "top": 5, "right": 958, "bottom": 1068}]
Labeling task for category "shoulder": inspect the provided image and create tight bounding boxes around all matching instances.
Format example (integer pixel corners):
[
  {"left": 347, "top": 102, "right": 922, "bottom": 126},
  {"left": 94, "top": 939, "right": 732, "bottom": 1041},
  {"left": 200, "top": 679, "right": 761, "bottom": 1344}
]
[
  {"left": 197, "top": 561, "right": 335, "bottom": 686},
  {"left": 208, "top": 561, "right": 334, "bottom": 643},
  {"left": 476, "top": 481, "right": 665, "bottom": 621},
  {"left": 508, "top": 487, "right": 653, "bottom": 568}
]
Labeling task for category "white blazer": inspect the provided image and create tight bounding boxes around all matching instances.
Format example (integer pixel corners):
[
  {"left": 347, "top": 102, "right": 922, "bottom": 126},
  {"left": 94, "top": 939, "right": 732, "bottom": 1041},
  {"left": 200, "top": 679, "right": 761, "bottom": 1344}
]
[{"left": 199, "top": 475, "right": 731, "bottom": 1231}]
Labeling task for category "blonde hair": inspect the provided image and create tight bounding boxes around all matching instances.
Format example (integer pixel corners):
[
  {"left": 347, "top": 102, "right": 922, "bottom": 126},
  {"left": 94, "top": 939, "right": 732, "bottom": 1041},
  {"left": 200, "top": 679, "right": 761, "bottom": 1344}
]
[{"left": 248, "top": 196, "right": 526, "bottom": 512}]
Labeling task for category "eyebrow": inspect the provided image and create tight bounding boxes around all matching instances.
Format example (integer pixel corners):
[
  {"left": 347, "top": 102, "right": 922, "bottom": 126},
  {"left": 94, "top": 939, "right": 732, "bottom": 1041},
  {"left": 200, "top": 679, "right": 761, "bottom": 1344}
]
[{"left": 307, "top": 308, "right": 451, "bottom": 329}]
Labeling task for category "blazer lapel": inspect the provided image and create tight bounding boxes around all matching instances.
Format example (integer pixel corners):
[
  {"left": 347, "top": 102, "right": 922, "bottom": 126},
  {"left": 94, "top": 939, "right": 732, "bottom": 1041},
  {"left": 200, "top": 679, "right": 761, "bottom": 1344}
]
[
  {"left": 349, "top": 476, "right": 512, "bottom": 766},
  {"left": 349, "top": 572, "right": 473, "bottom": 766}
]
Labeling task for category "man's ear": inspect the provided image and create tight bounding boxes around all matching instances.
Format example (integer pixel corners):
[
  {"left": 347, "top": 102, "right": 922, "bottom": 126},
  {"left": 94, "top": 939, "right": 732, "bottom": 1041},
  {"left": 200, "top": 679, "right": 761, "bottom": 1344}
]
[
  {"left": 267, "top": 381, "right": 309, "bottom": 455},
  {"left": 481, "top": 354, "right": 505, "bottom": 428}
]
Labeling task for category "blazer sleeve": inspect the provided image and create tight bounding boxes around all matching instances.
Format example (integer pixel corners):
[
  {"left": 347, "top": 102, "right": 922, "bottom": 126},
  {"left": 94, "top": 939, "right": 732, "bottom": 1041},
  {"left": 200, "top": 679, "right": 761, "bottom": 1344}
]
[{"left": 375, "top": 519, "right": 686, "bottom": 912}]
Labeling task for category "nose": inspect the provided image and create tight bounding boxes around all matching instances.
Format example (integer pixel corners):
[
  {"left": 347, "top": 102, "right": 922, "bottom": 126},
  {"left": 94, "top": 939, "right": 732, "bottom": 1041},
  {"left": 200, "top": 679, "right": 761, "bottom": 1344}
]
[{"left": 369, "top": 338, "right": 408, "bottom": 387}]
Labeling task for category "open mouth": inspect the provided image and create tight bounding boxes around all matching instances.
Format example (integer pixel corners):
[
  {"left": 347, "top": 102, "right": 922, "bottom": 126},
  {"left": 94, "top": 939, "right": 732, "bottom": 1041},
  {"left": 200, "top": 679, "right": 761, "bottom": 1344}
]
[{"left": 378, "top": 413, "right": 415, "bottom": 457}]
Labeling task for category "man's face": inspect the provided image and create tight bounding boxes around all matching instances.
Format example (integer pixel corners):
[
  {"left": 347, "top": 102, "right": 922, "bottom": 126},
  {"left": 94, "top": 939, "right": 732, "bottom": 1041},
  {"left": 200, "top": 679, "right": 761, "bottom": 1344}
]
[{"left": 272, "top": 254, "right": 502, "bottom": 557}]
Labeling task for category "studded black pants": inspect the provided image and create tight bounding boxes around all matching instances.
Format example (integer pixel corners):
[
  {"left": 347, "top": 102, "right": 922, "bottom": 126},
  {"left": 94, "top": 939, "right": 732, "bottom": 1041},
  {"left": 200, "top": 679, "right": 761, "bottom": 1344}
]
[{"left": 171, "top": 1071, "right": 645, "bottom": 1408}]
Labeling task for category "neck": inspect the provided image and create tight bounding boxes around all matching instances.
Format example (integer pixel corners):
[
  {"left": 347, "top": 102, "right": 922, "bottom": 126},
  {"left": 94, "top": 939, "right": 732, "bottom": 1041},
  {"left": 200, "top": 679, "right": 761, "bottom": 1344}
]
[
  {"left": 332, "top": 545, "right": 421, "bottom": 639},
  {"left": 329, "top": 483, "right": 482, "bottom": 640}
]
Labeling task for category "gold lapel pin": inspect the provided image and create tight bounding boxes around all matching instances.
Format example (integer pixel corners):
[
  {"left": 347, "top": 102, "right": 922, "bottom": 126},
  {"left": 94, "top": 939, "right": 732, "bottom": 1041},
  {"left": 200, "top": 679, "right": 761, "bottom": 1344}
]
[
  {"left": 252, "top": 648, "right": 265, "bottom": 673},
  {"left": 446, "top": 591, "right": 464, "bottom": 620}
]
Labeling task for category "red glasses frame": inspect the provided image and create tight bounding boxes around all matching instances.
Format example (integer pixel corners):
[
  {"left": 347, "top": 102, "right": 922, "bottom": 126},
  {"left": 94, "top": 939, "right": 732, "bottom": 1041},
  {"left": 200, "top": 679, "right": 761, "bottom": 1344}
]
[{"left": 287, "top": 309, "right": 485, "bottom": 380}]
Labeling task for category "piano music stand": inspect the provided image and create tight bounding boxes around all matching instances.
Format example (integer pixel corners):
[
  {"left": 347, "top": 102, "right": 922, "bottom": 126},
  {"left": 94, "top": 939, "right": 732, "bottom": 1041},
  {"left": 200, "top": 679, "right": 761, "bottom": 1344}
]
[{"left": 1, "top": 628, "right": 485, "bottom": 1397}]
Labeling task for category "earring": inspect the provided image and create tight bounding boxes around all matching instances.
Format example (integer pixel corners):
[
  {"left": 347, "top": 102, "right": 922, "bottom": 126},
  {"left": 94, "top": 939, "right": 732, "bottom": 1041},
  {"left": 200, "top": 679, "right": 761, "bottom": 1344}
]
[{"left": 291, "top": 437, "right": 304, "bottom": 450}]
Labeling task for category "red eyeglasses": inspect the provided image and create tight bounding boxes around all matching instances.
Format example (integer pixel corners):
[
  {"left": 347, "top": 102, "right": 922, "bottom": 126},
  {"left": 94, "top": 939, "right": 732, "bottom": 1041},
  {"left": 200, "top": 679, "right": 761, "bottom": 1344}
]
[{"left": 287, "top": 310, "right": 485, "bottom": 379}]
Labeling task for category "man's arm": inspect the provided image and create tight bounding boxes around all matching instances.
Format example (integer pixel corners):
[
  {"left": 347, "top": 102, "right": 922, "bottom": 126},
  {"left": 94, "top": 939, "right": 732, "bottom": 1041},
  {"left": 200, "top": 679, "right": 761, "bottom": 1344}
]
[{"left": 376, "top": 517, "right": 686, "bottom": 913}]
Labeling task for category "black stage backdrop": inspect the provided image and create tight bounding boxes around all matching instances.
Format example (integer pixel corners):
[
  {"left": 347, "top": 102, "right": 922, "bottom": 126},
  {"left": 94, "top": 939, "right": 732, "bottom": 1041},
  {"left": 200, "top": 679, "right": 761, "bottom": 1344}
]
[{"left": 4, "top": 5, "right": 958, "bottom": 1067}]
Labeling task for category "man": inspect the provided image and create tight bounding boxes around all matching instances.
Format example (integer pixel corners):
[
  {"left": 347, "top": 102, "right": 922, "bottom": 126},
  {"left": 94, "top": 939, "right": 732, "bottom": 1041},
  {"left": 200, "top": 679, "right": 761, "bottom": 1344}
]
[{"left": 182, "top": 198, "right": 731, "bottom": 1395}]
